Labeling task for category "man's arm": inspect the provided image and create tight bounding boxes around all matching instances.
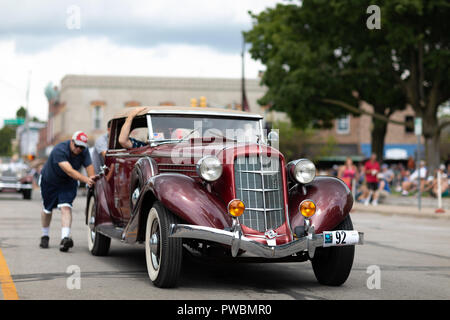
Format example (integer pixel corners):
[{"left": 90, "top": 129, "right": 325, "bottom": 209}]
[
  {"left": 86, "top": 164, "right": 95, "bottom": 177},
  {"left": 118, "top": 107, "right": 147, "bottom": 148},
  {"left": 58, "top": 161, "right": 94, "bottom": 187}
]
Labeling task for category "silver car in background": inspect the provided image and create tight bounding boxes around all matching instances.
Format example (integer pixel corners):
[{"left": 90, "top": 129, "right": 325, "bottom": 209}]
[{"left": 0, "top": 157, "right": 33, "bottom": 199}]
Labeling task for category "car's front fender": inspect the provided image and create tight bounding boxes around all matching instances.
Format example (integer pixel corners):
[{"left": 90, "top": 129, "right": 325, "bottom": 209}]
[
  {"left": 147, "top": 173, "right": 232, "bottom": 228},
  {"left": 288, "top": 176, "right": 353, "bottom": 234},
  {"left": 124, "top": 173, "right": 233, "bottom": 243}
]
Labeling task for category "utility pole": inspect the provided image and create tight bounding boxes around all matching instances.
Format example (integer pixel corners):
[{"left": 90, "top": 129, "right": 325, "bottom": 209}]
[
  {"left": 241, "top": 35, "right": 249, "bottom": 112},
  {"left": 24, "top": 71, "right": 31, "bottom": 157}
]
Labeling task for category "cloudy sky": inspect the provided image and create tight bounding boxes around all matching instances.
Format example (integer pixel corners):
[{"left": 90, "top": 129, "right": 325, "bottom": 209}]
[{"left": 0, "top": 0, "right": 283, "bottom": 127}]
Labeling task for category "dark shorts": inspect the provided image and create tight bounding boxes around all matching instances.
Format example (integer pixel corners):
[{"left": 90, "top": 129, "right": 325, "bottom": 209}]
[
  {"left": 40, "top": 177, "right": 77, "bottom": 213},
  {"left": 367, "top": 182, "right": 379, "bottom": 191}
]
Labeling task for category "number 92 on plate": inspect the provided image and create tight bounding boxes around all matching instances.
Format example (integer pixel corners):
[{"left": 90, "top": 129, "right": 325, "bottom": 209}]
[{"left": 322, "top": 230, "right": 360, "bottom": 247}]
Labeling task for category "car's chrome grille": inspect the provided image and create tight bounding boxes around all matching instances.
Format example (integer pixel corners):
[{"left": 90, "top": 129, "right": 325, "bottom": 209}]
[
  {"left": 1, "top": 169, "right": 15, "bottom": 178},
  {"left": 234, "top": 155, "right": 285, "bottom": 232},
  {"left": 1, "top": 170, "right": 17, "bottom": 182}
]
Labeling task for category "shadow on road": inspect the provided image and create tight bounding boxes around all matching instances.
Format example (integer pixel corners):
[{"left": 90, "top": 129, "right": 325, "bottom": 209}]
[{"left": 99, "top": 245, "right": 325, "bottom": 299}]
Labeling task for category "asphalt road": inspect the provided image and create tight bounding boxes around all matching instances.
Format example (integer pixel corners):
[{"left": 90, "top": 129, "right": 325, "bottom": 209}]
[{"left": 1, "top": 190, "right": 449, "bottom": 300}]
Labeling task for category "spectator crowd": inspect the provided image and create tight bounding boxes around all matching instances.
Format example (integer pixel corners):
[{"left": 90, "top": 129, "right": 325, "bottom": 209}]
[{"left": 320, "top": 154, "right": 450, "bottom": 206}]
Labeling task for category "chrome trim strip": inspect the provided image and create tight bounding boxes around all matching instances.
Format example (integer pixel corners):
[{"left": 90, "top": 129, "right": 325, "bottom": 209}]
[
  {"left": 147, "top": 114, "right": 153, "bottom": 141},
  {"left": 159, "top": 169, "right": 197, "bottom": 172},
  {"left": 105, "top": 153, "right": 149, "bottom": 158},
  {"left": 157, "top": 163, "right": 196, "bottom": 167},
  {"left": 147, "top": 110, "right": 263, "bottom": 119},
  {"left": 259, "top": 153, "right": 268, "bottom": 229},
  {"left": 238, "top": 170, "right": 279, "bottom": 174},
  {"left": 247, "top": 233, "right": 286, "bottom": 239},
  {"left": 238, "top": 188, "right": 279, "bottom": 192},
  {"left": 259, "top": 119, "right": 266, "bottom": 144},
  {"left": 0, "top": 183, "right": 32, "bottom": 189},
  {"left": 245, "top": 207, "right": 283, "bottom": 212}
]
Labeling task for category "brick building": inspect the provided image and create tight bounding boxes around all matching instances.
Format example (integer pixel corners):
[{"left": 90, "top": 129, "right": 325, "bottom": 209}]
[
  {"left": 37, "top": 74, "right": 420, "bottom": 162},
  {"left": 313, "top": 102, "right": 423, "bottom": 161}
]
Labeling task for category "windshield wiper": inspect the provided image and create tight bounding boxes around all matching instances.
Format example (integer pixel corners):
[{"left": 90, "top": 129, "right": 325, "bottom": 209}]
[
  {"left": 148, "top": 128, "right": 201, "bottom": 146},
  {"left": 179, "top": 127, "right": 201, "bottom": 141},
  {"left": 205, "top": 131, "right": 238, "bottom": 142}
]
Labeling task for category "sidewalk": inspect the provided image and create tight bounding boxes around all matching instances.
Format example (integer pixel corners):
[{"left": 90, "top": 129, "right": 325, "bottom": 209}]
[{"left": 353, "top": 202, "right": 450, "bottom": 220}]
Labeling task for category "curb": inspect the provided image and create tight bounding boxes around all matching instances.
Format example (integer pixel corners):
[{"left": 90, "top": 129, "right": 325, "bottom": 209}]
[{"left": 352, "top": 203, "right": 450, "bottom": 220}]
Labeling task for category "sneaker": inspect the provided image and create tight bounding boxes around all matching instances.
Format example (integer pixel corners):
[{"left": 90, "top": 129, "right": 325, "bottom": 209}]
[
  {"left": 40, "top": 236, "right": 49, "bottom": 249},
  {"left": 372, "top": 200, "right": 378, "bottom": 206},
  {"left": 59, "top": 237, "right": 74, "bottom": 252}
]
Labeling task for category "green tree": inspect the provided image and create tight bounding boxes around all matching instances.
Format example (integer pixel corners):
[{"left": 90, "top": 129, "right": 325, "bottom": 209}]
[
  {"left": 16, "top": 106, "right": 26, "bottom": 119},
  {"left": 0, "top": 126, "right": 16, "bottom": 156},
  {"left": 272, "top": 120, "right": 315, "bottom": 161},
  {"left": 244, "top": 0, "right": 449, "bottom": 170}
]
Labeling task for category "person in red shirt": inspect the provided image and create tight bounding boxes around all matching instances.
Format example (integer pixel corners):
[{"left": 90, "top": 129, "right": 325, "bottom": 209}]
[{"left": 364, "top": 153, "right": 380, "bottom": 205}]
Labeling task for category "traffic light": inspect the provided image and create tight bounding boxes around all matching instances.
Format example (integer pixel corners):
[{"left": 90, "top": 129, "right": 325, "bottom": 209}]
[
  {"left": 200, "top": 96, "right": 207, "bottom": 107},
  {"left": 190, "top": 98, "right": 198, "bottom": 107}
]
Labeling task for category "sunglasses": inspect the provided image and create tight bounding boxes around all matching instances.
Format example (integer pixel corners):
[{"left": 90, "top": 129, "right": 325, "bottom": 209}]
[{"left": 72, "top": 141, "right": 86, "bottom": 150}]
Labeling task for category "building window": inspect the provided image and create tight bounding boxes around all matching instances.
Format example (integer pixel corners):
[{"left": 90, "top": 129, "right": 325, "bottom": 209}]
[
  {"left": 93, "top": 105, "right": 103, "bottom": 130},
  {"left": 405, "top": 116, "right": 414, "bottom": 134},
  {"left": 336, "top": 115, "right": 350, "bottom": 134}
]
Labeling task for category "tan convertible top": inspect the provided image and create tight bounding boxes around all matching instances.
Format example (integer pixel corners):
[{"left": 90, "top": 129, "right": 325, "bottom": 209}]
[{"left": 112, "top": 106, "right": 263, "bottom": 119}]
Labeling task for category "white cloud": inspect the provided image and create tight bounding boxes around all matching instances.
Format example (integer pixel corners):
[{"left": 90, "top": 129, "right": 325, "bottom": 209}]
[
  {"left": 0, "top": 37, "right": 265, "bottom": 127},
  {"left": 0, "top": 0, "right": 282, "bottom": 128}
]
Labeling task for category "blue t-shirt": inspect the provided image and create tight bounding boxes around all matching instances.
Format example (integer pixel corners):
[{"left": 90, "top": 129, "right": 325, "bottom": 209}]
[{"left": 41, "top": 140, "right": 92, "bottom": 186}]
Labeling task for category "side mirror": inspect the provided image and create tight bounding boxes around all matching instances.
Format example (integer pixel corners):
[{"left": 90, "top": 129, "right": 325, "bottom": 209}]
[{"left": 267, "top": 130, "right": 279, "bottom": 146}]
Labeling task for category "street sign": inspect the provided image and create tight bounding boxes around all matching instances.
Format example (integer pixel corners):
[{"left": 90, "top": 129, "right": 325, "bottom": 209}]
[
  {"left": 414, "top": 117, "right": 422, "bottom": 136},
  {"left": 4, "top": 118, "right": 25, "bottom": 126}
]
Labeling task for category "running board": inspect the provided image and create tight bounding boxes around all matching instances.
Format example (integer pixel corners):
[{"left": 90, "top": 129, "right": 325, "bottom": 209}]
[{"left": 96, "top": 224, "right": 125, "bottom": 240}]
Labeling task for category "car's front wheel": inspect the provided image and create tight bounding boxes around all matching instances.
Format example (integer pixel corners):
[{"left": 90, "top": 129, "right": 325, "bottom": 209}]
[
  {"left": 145, "top": 201, "right": 182, "bottom": 288},
  {"left": 311, "top": 215, "right": 355, "bottom": 286},
  {"left": 87, "top": 196, "right": 111, "bottom": 256}
]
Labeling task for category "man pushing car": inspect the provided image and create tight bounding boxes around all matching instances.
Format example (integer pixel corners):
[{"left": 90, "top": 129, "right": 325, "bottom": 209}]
[{"left": 39, "top": 131, "right": 96, "bottom": 252}]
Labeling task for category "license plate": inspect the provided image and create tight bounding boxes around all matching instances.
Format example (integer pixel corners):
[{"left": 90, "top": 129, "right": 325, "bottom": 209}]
[{"left": 323, "top": 230, "right": 360, "bottom": 247}]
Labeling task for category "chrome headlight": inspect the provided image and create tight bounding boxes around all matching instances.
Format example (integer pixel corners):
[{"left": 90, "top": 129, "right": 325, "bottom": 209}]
[
  {"left": 196, "top": 156, "right": 223, "bottom": 182},
  {"left": 289, "top": 159, "right": 316, "bottom": 184}
]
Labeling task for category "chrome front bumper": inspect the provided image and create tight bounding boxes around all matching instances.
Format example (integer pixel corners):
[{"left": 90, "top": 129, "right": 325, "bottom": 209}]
[
  {"left": 0, "top": 182, "right": 32, "bottom": 190},
  {"left": 170, "top": 223, "right": 364, "bottom": 259}
]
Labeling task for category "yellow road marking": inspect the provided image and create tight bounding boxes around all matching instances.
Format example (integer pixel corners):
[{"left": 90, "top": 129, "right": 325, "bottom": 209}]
[{"left": 0, "top": 248, "right": 19, "bottom": 300}]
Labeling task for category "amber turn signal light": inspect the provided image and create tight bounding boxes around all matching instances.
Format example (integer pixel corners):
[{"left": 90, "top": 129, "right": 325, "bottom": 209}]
[
  {"left": 299, "top": 200, "right": 316, "bottom": 218},
  {"left": 228, "top": 199, "right": 245, "bottom": 217}
]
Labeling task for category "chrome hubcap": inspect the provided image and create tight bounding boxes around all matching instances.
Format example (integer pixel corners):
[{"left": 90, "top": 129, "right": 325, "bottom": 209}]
[{"left": 149, "top": 220, "right": 160, "bottom": 270}]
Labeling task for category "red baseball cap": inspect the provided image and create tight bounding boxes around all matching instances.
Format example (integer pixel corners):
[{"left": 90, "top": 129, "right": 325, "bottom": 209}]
[{"left": 72, "top": 131, "right": 88, "bottom": 148}]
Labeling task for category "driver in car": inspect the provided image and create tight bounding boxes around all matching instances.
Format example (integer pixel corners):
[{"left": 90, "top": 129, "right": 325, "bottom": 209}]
[{"left": 118, "top": 107, "right": 149, "bottom": 148}]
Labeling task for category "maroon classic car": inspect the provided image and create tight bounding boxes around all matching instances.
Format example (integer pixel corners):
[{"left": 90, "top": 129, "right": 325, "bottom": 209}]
[{"left": 86, "top": 106, "right": 364, "bottom": 288}]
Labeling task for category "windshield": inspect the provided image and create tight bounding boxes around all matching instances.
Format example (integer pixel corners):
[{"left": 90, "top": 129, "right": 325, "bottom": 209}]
[{"left": 149, "top": 115, "right": 262, "bottom": 143}]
